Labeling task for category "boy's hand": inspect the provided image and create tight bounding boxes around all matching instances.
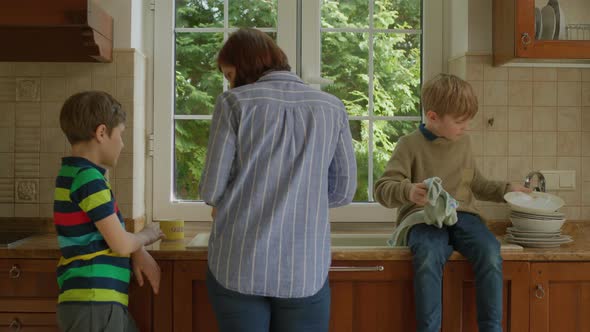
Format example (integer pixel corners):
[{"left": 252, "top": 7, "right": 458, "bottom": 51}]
[
  {"left": 138, "top": 224, "right": 165, "bottom": 246},
  {"left": 131, "top": 247, "right": 161, "bottom": 294},
  {"left": 508, "top": 184, "right": 533, "bottom": 193},
  {"left": 409, "top": 183, "right": 428, "bottom": 206}
]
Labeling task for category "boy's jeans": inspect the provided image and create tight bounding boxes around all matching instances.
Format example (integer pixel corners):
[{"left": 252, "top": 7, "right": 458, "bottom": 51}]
[{"left": 408, "top": 212, "right": 503, "bottom": 332}]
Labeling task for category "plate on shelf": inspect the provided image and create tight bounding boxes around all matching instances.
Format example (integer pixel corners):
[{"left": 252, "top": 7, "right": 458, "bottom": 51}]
[
  {"left": 541, "top": 5, "right": 556, "bottom": 40},
  {"left": 505, "top": 234, "right": 571, "bottom": 243},
  {"left": 535, "top": 7, "right": 542, "bottom": 39}
]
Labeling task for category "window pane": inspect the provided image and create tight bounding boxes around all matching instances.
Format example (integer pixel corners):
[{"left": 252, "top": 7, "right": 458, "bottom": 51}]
[
  {"left": 349, "top": 120, "right": 369, "bottom": 201},
  {"left": 373, "top": 120, "right": 420, "bottom": 193},
  {"left": 229, "top": 0, "right": 277, "bottom": 28},
  {"left": 374, "top": 0, "right": 422, "bottom": 30},
  {"left": 175, "top": 0, "right": 224, "bottom": 28},
  {"left": 373, "top": 33, "right": 421, "bottom": 117},
  {"left": 321, "top": 0, "right": 369, "bottom": 28},
  {"left": 175, "top": 32, "right": 224, "bottom": 115},
  {"left": 321, "top": 32, "right": 369, "bottom": 117},
  {"left": 174, "top": 120, "right": 210, "bottom": 201}
]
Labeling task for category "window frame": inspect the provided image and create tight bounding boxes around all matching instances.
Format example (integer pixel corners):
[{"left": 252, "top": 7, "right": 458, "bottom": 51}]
[{"left": 152, "top": 0, "right": 443, "bottom": 222}]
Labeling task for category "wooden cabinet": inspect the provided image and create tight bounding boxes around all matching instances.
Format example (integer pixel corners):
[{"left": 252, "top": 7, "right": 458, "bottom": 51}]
[
  {"left": 442, "top": 261, "right": 530, "bottom": 332},
  {"left": 493, "top": 0, "right": 590, "bottom": 65},
  {"left": 328, "top": 261, "right": 416, "bottom": 332},
  {"left": 530, "top": 262, "right": 590, "bottom": 332}
]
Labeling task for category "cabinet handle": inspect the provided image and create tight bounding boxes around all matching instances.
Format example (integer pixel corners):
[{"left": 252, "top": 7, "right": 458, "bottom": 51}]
[
  {"left": 8, "top": 265, "right": 21, "bottom": 279},
  {"left": 535, "top": 284, "right": 545, "bottom": 299},
  {"left": 330, "top": 266, "right": 384, "bottom": 272},
  {"left": 9, "top": 318, "right": 22, "bottom": 332},
  {"left": 521, "top": 32, "right": 532, "bottom": 48}
]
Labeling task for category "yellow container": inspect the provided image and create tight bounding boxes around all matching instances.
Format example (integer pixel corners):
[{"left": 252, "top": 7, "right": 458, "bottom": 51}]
[{"left": 158, "top": 219, "right": 185, "bottom": 241}]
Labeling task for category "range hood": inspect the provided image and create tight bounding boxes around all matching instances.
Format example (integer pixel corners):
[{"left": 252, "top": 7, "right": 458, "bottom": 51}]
[{"left": 0, "top": 0, "right": 113, "bottom": 62}]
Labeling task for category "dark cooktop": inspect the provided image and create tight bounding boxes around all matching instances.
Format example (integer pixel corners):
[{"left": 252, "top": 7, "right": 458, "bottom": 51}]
[{"left": 0, "top": 232, "right": 36, "bottom": 248}]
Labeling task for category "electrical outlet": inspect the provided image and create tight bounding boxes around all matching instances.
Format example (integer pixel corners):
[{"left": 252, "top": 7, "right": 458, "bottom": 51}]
[{"left": 540, "top": 170, "right": 576, "bottom": 191}]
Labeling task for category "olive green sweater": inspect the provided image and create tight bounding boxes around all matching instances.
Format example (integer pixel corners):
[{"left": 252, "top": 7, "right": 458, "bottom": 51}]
[{"left": 374, "top": 129, "right": 509, "bottom": 224}]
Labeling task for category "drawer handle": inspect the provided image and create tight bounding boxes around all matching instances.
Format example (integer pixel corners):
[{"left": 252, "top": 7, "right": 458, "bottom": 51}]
[
  {"left": 9, "top": 265, "right": 21, "bottom": 279},
  {"left": 535, "top": 284, "right": 545, "bottom": 299},
  {"left": 9, "top": 318, "right": 22, "bottom": 331},
  {"left": 330, "top": 266, "right": 384, "bottom": 272}
]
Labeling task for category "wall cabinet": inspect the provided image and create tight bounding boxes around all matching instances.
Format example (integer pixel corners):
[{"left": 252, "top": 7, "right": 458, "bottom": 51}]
[{"left": 493, "top": 0, "right": 590, "bottom": 65}]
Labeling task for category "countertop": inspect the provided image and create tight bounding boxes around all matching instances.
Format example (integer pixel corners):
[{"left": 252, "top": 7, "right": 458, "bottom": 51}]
[{"left": 1, "top": 221, "right": 589, "bottom": 261}]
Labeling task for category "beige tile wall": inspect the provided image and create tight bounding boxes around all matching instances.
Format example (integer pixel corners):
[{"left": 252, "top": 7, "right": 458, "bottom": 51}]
[
  {"left": 0, "top": 50, "right": 145, "bottom": 220},
  {"left": 449, "top": 55, "right": 590, "bottom": 220}
]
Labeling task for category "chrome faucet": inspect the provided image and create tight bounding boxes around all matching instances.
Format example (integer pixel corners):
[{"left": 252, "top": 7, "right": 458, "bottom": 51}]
[{"left": 524, "top": 171, "right": 546, "bottom": 192}]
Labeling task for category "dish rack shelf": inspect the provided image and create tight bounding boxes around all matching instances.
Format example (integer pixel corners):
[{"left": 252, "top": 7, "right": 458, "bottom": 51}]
[{"left": 566, "top": 24, "right": 590, "bottom": 40}]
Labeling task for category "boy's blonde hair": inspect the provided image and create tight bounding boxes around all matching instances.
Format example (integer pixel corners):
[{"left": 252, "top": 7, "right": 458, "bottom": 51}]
[
  {"left": 60, "top": 91, "right": 125, "bottom": 145},
  {"left": 421, "top": 73, "right": 478, "bottom": 119}
]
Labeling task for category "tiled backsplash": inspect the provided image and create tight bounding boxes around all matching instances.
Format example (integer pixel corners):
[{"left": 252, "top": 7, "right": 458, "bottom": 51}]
[
  {"left": 450, "top": 55, "right": 590, "bottom": 220},
  {"left": 0, "top": 50, "right": 146, "bottom": 220}
]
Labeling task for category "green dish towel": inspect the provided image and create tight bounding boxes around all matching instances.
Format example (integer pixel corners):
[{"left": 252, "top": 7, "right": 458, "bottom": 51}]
[{"left": 388, "top": 177, "right": 459, "bottom": 247}]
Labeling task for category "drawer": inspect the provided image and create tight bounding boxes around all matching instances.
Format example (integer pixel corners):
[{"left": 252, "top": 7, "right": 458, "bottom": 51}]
[
  {"left": 0, "top": 299, "right": 56, "bottom": 313},
  {"left": 0, "top": 260, "right": 58, "bottom": 298},
  {"left": 0, "top": 313, "right": 58, "bottom": 331}
]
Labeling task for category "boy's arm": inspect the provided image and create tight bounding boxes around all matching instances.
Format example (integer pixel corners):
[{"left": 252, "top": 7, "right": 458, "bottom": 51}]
[
  {"left": 130, "top": 247, "right": 161, "bottom": 294},
  {"left": 199, "top": 94, "right": 237, "bottom": 206},
  {"left": 95, "top": 217, "right": 163, "bottom": 256},
  {"left": 470, "top": 167, "right": 510, "bottom": 202},
  {"left": 374, "top": 139, "right": 414, "bottom": 208},
  {"left": 328, "top": 111, "right": 357, "bottom": 208}
]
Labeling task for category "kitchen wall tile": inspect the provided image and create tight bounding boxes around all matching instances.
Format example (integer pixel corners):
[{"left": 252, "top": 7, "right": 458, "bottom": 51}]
[
  {"left": 532, "top": 107, "right": 557, "bottom": 131},
  {"left": 468, "top": 81, "right": 484, "bottom": 106},
  {"left": 508, "top": 106, "right": 532, "bottom": 131},
  {"left": 583, "top": 69, "right": 590, "bottom": 82},
  {"left": 39, "top": 153, "right": 62, "bottom": 178},
  {"left": 483, "top": 81, "right": 508, "bottom": 105},
  {"left": 41, "top": 102, "right": 62, "bottom": 128},
  {"left": 0, "top": 153, "right": 14, "bottom": 178},
  {"left": 13, "top": 63, "right": 41, "bottom": 77},
  {"left": 484, "top": 66, "right": 508, "bottom": 81},
  {"left": 557, "top": 82, "right": 581, "bottom": 107},
  {"left": 0, "top": 128, "right": 14, "bottom": 152},
  {"left": 582, "top": 107, "right": 590, "bottom": 132},
  {"left": 557, "top": 157, "right": 581, "bottom": 177},
  {"left": 41, "top": 128, "right": 66, "bottom": 153},
  {"left": 532, "top": 156, "right": 557, "bottom": 170},
  {"left": 469, "top": 131, "right": 483, "bottom": 156},
  {"left": 0, "top": 204, "right": 14, "bottom": 217},
  {"left": 0, "top": 102, "right": 15, "bottom": 127},
  {"left": 582, "top": 133, "right": 590, "bottom": 156},
  {"left": 115, "top": 52, "right": 135, "bottom": 77},
  {"left": 15, "top": 128, "right": 40, "bottom": 152},
  {"left": 533, "top": 68, "right": 557, "bottom": 81},
  {"left": 508, "top": 156, "right": 532, "bottom": 182},
  {"left": 508, "top": 68, "right": 532, "bottom": 81},
  {"left": 0, "top": 178, "right": 14, "bottom": 203},
  {"left": 15, "top": 103, "right": 41, "bottom": 127},
  {"left": 93, "top": 62, "right": 117, "bottom": 77},
  {"left": 583, "top": 157, "right": 590, "bottom": 182},
  {"left": 483, "top": 106, "right": 508, "bottom": 131},
  {"left": 557, "top": 68, "right": 582, "bottom": 82},
  {"left": 557, "top": 132, "right": 581, "bottom": 156},
  {"left": 508, "top": 81, "right": 533, "bottom": 106},
  {"left": 532, "top": 132, "right": 557, "bottom": 156},
  {"left": 115, "top": 153, "right": 133, "bottom": 179},
  {"left": 66, "top": 74, "right": 92, "bottom": 96},
  {"left": 557, "top": 107, "right": 581, "bottom": 131},
  {"left": 92, "top": 77, "right": 117, "bottom": 97},
  {"left": 508, "top": 132, "right": 532, "bottom": 156},
  {"left": 557, "top": 189, "right": 580, "bottom": 206},
  {"left": 582, "top": 182, "right": 590, "bottom": 205},
  {"left": 484, "top": 131, "right": 508, "bottom": 156},
  {"left": 15, "top": 153, "right": 39, "bottom": 178},
  {"left": 580, "top": 207, "right": 590, "bottom": 220},
  {"left": 466, "top": 64, "right": 483, "bottom": 81},
  {"left": 449, "top": 57, "right": 466, "bottom": 79},
  {"left": 39, "top": 204, "right": 53, "bottom": 218},
  {"left": 582, "top": 83, "right": 590, "bottom": 107},
  {"left": 533, "top": 82, "right": 557, "bottom": 106},
  {"left": 483, "top": 156, "right": 508, "bottom": 182},
  {"left": 0, "top": 63, "right": 14, "bottom": 77},
  {"left": 15, "top": 179, "right": 39, "bottom": 203},
  {"left": 39, "top": 178, "right": 54, "bottom": 204},
  {"left": 65, "top": 63, "right": 92, "bottom": 76},
  {"left": 0, "top": 78, "right": 16, "bottom": 101},
  {"left": 122, "top": 128, "right": 133, "bottom": 153},
  {"left": 41, "top": 63, "right": 67, "bottom": 77},
  {"left": 14, "top": 203, "right": 39, "bottom": 218},
  {"left": 114, "top": 179, "right": 133, "bottom": 204},
  {"left": 561, "top": 206, "right": 580, "bottom": 219},
  {"left": 116, "top": 77, "right": 134, "bottom": 102},
  {"left": 41, "top": 78, "right": 67, "bottom": 101},
  {"left": 466, "top": 55, "right": 492, "bottom": 65},
  {"left": 16, "top": 78, "right": 40, "bottom": 101}
]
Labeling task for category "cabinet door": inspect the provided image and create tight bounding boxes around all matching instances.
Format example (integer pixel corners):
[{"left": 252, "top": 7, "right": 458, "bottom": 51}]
[
  {"left": 530, "top": 262, "right": 590, "bottom": 332},
  {"left": 128, "top": 260, "right": 173, "bottom": 332},
  {"left": 329, "top": 261, "right": 416, "bottom": 332},
  {"left": 173, "top": 261, "right": 218, "bottom": 332},
  {"left": 0, "top": 259, "right": 59, "bottom": 298},
  {"left": 442, "top": 261, "right": 530, "bottom": 332}
]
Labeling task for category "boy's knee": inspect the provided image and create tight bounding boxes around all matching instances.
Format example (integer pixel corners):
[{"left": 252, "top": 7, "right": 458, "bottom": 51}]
[{"left": 412, "top": 245, "right": 450, "bottom": 272}]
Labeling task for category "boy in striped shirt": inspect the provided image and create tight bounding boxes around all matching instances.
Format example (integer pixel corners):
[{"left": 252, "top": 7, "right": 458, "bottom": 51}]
[{"left": 54, "top": 91, "right": 164, "bottom": 331}]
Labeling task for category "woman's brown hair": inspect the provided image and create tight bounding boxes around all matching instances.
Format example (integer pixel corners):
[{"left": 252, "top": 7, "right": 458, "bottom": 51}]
[{"left": 217, "top": 28, "right": 291, "bottom": 88}]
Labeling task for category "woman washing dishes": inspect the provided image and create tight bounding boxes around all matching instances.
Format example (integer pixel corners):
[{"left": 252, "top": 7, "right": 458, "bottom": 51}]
[{"left": 199, "top": 28, "right": 357, "bottom": 332}]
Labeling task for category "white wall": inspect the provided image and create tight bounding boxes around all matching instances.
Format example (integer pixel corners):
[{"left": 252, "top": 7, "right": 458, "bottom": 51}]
[
  {"left": 468, "top": 0, "right": 492, "bottom": 53},
  {"left": 444, "top": 0, "right": 469, "bottom": 59},
  {"left": 100, "top": 0, "right": 147, "bottom": 51}
]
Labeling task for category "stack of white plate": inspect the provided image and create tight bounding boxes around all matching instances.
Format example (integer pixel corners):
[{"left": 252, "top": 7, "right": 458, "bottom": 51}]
[{"left": 503, "top": 192, "right": 572, "bottom": 248}]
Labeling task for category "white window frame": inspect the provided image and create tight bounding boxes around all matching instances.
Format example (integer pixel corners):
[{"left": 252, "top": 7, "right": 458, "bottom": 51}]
[{"left": 153, "top": 0, "right": 443, "bottom": 222}]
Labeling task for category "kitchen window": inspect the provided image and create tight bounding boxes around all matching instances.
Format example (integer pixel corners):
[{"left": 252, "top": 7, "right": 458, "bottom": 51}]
[{"left": 153, "top": 0, "right": 442, "bottom": 221}]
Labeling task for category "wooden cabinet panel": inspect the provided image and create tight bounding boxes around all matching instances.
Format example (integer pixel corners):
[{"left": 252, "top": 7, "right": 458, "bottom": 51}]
[
  {"left": 530, "top": 262, "right": 590, "bottom": 332},
  {"left": 0, "top": 313, "right": 58, "bottom": 331},
  {"left": 442, "top": 261, "right": 530, "bottom": 332},
  {"left": 0, "top": 259, "right": 58, "bottom": 298},
  {"left": 173, "top": 261, "right": 218, "bottom": 332},
  {"left": 328, "top": 261, "right": 416, "bottom": 332}
]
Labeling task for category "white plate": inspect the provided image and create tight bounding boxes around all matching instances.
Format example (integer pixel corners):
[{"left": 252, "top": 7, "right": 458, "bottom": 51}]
[
  {"left": 504, "top": 191, "right": 564, "bottom": 214},
  {"left": 535, "top": 7, "right": 542, "bottom": 39},
  {"left": 511, "top": 210, "right": 565, "bottom": 220},
  {"left": 541, "top": 5, "right": 556, "bottom": 40},
  {"left": 510, "top": 217, "right": 564, "bottom": 233},
  {"left": 507, "top": 229, "right": 561, "bottom": 238},
  {"left": 505, "top": 238, "right": 567, "bottom": 248},
  {"left": 506, "top": 234, "right": 571, "bottom": 243},
  {"left": 507, "top": 227, "right": 561, "bottom": 234}
]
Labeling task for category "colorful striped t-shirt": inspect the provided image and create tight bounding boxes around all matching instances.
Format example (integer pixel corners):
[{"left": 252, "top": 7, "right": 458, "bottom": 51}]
[{"left": 53, "top": 157, "right": 130, "bottom": 307}]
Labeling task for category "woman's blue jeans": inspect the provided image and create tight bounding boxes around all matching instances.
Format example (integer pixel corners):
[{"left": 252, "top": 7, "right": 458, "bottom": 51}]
[
  {"left": 205, "top": 268, "right": 331, "bottom": 332},
  {"left": 408, "top": 212, "right": 503, "bottom": 332}
]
